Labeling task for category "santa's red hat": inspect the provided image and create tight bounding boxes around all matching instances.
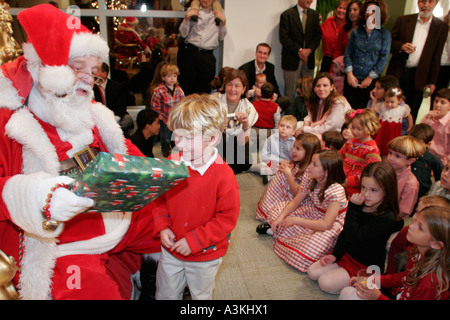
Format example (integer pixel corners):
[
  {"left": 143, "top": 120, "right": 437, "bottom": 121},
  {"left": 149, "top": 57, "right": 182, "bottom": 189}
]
[{"left": 17, "top": 4, "right": 109, "bottom": 96}]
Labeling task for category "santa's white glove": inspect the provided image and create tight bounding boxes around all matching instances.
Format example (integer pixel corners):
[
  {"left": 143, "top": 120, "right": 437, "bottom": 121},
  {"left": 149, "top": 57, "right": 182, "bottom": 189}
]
[
  {"left": 2, "top": 172, "right": 94, "bottom": 238},
  {"left": 37, "top": 176, "right": 94, "bottom": 222}
]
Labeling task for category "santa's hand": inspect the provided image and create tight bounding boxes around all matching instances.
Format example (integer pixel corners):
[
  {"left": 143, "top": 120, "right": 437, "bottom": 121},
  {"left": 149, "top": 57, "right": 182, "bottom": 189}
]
[
  {"left": 50, "top": 187, "right": 94, "bottom": 221},
  {"left": 38, "top": 176, "right": 94, "bottom": 222}
]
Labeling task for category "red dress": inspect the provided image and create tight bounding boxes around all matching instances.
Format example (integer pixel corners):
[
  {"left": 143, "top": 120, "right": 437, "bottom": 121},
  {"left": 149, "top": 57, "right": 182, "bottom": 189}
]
[{"left": 374, "top": 102, "right": 411, "bottom": 156}]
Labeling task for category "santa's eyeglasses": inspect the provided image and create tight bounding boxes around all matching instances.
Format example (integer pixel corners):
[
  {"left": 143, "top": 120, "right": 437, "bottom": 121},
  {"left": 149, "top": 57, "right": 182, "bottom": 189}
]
[{"left": 69, "top": 65, "right": 104, "bottom": 85}]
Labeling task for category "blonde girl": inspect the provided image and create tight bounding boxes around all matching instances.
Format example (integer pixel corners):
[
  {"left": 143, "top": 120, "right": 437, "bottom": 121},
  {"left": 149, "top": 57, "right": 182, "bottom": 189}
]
[
  {"left": 255, "top": 133, "right": 321, "bottom": 228},
  {"left": 341, "top": 205, "right": 450, "bottom": 300},
  {"left": 268, "top": 150, "right": 348, "bottom": 272},
  {"left": 373, "top": 87, "right": 413, "bottom": 155},
  {"left": 338, "top": 108, "right": 381, "bottom": 197}
]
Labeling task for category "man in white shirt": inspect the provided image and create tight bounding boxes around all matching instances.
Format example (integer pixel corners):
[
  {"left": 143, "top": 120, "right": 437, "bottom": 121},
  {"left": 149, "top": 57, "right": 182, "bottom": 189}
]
[
  {"left": 178, "top": 0, "right": 227, "bottom": 95},
  {"left": 387, "top": 0, "right": 447, "bottom": 121}
]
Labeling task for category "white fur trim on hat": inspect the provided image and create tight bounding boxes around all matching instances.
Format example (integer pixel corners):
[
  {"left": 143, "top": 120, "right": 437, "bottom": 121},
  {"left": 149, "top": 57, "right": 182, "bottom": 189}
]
[
  {"left": 69, "top": 32, "right": 109, "bottom": 63},
  {"left": 39, "top": 65, "right": 76, "bottom": 97}
]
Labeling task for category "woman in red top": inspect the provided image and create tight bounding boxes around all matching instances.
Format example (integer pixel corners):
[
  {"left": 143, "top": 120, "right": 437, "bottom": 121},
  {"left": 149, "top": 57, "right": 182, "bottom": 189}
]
[
  {"left": 320, "top": 0, "right": 349, "bottom": 72},
  {"left": 333, "top": 0, "right": 362, "bottom": 60}
]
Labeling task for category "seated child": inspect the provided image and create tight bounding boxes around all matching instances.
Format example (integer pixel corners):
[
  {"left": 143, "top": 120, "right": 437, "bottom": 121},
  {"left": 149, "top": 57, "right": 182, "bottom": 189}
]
[
  {"left": 367, "top": 75, "right": 412, "bottom": 135},
  {"left": 152, "top": 94, "right": 240, "bottom": 300},
  {"left": 373, "top": 87, "right": 413, "bottom": 156},
  {"left": 408, "top": 123, "right": 444, "bottom": 199},
  {"left": 367, "top": 75, "right": 399, "bottom": 109},
  {"left": 322, "top": 130, "right": 345, "bottom": 151},
  {"left": 130, "top": 109, "right": 160, "bottom": 157},
  {"left": 386, "top": 135, "right": 426, "bottom": 219},
  {"left": 339, "top": 108, "right": 381, "bottom": 197},
  {"left": 421, "top": 88, "right": 450, "bottom": 165},
  {"left": 284, "top": 76, "right": 314, "bottom": 122},
  {"left": 341, "top": 205, "right": 450, "bottom": 300},
  {"left": 269, "top": 150, "right": 348, "bottom": 272},
  {"left": 385, "top": 194, "right": 450, "bottom": 275},
  {"left": 308, "top": 162, "right": 401, "bottom": 294},
  {"left": 189, "top": 0, "right": 224, "bottom": 26},
  {"left": 252, "top": 82, "right": 281, "bottom": 129},
  {"left": 429, "top": 159, "right": 450, "bottom": 200},
  {"left": 250, "top": 115, "right": 297, "bottom": 181},
  {"left": 331, "top": 56, "right": 345, "bottom": 95},
  {"left": 255, "top": 133, "right": 321, "bottom": 224}
]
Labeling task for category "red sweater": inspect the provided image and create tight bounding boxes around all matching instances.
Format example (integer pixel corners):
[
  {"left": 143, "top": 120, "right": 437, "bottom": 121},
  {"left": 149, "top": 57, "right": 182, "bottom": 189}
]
[
  {"left": 253, "top": 99, "right": 279, "bottom": 128},
  {"left": 379, "top": 254, "right": 450, "bottom": 300},
  {"left": 152, "top": 154, "right": 240, "bottom": 262}
]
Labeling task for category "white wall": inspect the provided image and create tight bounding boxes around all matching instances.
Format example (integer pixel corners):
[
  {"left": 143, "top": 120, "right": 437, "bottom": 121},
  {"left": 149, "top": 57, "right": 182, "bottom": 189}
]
[{"left": 223, "top": 0, "right": 316, "bottom": 95}]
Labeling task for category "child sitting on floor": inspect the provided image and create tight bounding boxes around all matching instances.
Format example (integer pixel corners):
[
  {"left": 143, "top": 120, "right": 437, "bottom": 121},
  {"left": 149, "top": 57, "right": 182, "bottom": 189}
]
[
  {"left": 386, "top": 135, "right": 425, "bottom": 220},
  {"left": 255, "top": 133, "right": 321, "bottom": 227},
  {"left": 249, "top": 115, "right": 296, "bottom": 183},
  {"left": 308, "top": 162, "right": 401, "bottom": 294},
  {"left": 408, "top": 123, "right": 444, "bottom": 199}
]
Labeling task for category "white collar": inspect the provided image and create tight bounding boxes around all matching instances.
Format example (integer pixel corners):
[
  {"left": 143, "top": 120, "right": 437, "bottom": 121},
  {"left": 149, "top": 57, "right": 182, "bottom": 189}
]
[{"left": 181, "top": 147, "right": 218, "bottom": 176}]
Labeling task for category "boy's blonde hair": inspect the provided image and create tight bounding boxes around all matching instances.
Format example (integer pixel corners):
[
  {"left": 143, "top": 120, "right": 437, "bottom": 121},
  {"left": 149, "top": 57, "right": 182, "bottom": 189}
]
[
  {"left": 279, "top": 115, "right": 297, "bottom": 130},
  {"left": 345, "top": 108, "right": 381, "bottom": 136},
  {"left": 255, "top": 73, "right": 267, "bottom": 82},
  {"left": 168, "top": 93, "right": 227, "bottom": 141},
  {"left": 161, "top": 64, "right": 180, "bottom": 77},
  {"left": 387, "top": 135, "right": 426, "bottom": 159}
]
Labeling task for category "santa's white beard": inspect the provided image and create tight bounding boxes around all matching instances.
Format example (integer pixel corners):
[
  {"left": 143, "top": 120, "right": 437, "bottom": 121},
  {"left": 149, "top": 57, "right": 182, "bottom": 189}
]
[{"left": 28, "top": 81, "right": 96, "bottom": 157}]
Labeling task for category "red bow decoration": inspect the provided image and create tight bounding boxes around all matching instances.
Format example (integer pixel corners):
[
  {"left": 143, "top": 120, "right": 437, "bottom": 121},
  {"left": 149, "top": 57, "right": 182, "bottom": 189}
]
[{"left": 349, "top": 109, "right": 364, "bottom": 119}]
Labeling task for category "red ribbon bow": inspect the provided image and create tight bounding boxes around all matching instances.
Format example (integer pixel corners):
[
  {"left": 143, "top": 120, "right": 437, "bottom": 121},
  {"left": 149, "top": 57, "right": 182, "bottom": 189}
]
[{"left": 349, "top": 109, "right": 364, "bottom": 119}]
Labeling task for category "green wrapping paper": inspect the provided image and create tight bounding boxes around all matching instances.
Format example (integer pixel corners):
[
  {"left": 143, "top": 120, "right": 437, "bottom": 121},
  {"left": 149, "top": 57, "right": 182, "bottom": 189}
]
[{"left": 70, "top": 152, "right": 189, "bottom": 213}]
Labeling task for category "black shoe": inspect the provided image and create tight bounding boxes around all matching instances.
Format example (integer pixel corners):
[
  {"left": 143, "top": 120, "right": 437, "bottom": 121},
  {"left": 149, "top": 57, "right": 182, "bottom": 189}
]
[
  {"left": 215, "top": 17, "right": 222, "bottom": 26},
  {"left": 256, "top": 222, "right": 271, "bottom": 235},
  {"left": 190, "top": 15, "right": 199, "bottom": 22},
  {"left": 262, "top": 175, "right": 268, "bottom": 185},
  {"left": 162, "top": 150, "right": 171, "bottom": 158}
]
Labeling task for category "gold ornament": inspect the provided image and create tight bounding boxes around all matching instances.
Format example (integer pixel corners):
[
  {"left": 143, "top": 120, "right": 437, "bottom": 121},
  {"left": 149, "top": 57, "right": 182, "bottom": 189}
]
[
  {"left": 0, "top": 0, "right": 22, "bottom": 65},
  {"left": 0, "top": 250, "right": 19, "bottom": 300}
]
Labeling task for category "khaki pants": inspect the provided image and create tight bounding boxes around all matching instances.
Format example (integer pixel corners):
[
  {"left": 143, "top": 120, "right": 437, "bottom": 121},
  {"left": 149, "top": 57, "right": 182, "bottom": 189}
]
[{"left": 155, "top": 247, "right": 222, "bottom": 300}]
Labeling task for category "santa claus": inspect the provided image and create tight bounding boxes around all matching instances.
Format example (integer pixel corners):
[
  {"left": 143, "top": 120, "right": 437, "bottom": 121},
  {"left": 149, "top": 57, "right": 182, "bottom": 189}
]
[{"left": 0, "top": 4, "right": 160, "bottom": 299}]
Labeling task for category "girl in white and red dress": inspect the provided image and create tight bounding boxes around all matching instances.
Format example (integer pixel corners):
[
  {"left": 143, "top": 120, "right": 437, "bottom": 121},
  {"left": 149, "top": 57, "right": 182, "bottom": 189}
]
[
  {"left": 340, "top": 205, "right": 450, "bottom": 300},
  {"left": 255, "top": 133, "right": 321, "bottom": 228},
  {"left": 269, "top": 150, "right": 348, "bottom": 272},
  {"left": 374, "top": 87, "right": 412, "bottom": 156}
]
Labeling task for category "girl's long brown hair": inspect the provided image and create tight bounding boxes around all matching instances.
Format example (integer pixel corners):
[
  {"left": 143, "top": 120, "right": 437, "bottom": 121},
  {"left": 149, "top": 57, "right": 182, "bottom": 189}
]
[
  {"left": 360, "top": 162, "right": 399, "bottom": 219},
  {"left": 293, "top": 133, "right": 321, "bottom": 179},
  {"left": 406, "top": 206, "right": 450, "bottom": 299},
  {"left": 309, "top": 150, "right": 346, "bottom": 202}
]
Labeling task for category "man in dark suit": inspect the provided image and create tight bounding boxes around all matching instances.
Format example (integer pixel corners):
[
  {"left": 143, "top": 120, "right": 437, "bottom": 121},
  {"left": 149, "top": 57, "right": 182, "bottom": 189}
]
[
  {"left": 239, "top": 43, "right": 290, "bottom": 111},
  {"left": 387, "top": 0, "right": 447, "bottom": 121},
  {"left": 93, "top": 62, "right": 134, "bottom": 136},
  {"left": 279, "top": 0, "right": 322, "bottom": 101}
]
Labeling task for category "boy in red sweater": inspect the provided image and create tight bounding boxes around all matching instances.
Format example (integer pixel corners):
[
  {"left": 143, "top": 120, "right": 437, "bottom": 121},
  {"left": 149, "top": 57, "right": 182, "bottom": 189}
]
[{"left": 152, "top": 94, "right": 240, "bottom": 300}]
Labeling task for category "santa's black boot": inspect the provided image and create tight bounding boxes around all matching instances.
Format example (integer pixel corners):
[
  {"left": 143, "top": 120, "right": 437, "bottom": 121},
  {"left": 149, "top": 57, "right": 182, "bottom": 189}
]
[{"left": 139, "top": 256, "right": 158, "bottom": 300}]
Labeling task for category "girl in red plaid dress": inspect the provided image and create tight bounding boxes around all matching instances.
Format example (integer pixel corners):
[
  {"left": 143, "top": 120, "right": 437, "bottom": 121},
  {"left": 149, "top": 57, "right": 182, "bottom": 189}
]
[
  {"left": 270, "top": 150, "right": 348, "bottom": 272},
  {"left": 255, "top": 133, "right": 321, "bottom": 228}
]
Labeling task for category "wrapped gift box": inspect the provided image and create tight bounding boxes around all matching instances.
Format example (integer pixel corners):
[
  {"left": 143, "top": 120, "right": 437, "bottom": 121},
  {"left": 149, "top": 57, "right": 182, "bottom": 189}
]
[{"left": 70, "top": 152, "right": 188, "bottom": 213}]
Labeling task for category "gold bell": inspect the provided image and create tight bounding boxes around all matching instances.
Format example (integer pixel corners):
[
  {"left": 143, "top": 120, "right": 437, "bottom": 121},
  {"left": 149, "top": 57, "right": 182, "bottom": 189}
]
[{"left": 0, "top": 250, "right": 19, "bottom": 300}]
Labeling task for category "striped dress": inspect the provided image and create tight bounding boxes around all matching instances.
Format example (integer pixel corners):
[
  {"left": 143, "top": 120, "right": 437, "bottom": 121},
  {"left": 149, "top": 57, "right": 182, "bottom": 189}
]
[
  {"left": 338, "top": 138, "right": 381, "bottom": 197},
  {"left": 270, "top": 180, "right": 348, "bottom": 272},
  {"left": 255, "top": 165, "right": 311, "bottom": 222}
]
